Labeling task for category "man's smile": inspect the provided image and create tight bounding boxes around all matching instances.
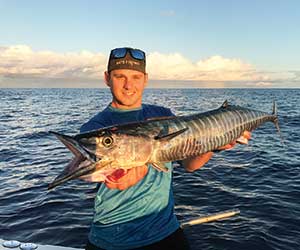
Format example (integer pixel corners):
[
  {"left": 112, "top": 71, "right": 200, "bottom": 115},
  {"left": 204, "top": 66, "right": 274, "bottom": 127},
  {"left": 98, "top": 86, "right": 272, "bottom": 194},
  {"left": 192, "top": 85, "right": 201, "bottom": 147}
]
[{"left": 123, "top": 91, "right": 136, "bottom": 96}]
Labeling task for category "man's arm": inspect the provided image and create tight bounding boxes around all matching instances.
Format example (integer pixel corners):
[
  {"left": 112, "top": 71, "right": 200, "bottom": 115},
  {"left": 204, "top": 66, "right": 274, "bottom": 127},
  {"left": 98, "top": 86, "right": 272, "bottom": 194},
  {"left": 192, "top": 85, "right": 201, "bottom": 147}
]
[{"left": 183, "top": 152, "right": 214, "bottom": 172}]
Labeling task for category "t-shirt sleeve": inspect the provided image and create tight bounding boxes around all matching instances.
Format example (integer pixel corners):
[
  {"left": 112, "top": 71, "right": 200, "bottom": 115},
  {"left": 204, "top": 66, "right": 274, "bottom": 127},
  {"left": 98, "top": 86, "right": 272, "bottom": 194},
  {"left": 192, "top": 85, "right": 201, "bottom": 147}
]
[
  {"left": 143, "top": 104, "right": 176, "bottom": 119},
  {"left": 80, "top": 121, "right": 104, "bottom": 133},
  {"left": 165, "top": 107, "right": 175, "bottom": 117},
  {"left": 80, "top": 114, "right": 108, "bottom": 133}
]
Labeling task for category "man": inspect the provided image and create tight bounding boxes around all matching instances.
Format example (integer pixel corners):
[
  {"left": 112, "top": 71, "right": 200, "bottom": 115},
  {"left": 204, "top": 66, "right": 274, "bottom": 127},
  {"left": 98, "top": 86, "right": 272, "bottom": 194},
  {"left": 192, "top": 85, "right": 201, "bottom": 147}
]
[{"left": 81, "top": 47, "right": 250, "bottom": 250}]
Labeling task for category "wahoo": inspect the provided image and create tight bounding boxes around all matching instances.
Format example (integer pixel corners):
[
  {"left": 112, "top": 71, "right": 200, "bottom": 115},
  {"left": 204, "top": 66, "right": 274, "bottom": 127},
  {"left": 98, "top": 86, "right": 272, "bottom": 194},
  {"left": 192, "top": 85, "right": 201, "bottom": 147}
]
[{"left": 48, "top": 100, "right": 282, "bottom": 190}]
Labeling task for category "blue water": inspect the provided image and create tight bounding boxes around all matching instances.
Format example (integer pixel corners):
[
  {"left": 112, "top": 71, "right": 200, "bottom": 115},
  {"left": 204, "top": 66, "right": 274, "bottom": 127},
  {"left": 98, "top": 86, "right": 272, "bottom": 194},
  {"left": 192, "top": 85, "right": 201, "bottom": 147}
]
[{"left": 0, "top": 88, "right": 299, "bottom": 250}]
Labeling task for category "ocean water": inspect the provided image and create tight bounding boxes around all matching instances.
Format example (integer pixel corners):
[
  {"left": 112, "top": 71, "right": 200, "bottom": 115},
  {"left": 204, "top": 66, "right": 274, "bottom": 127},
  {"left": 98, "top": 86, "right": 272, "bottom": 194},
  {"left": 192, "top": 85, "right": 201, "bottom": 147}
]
[{"left": 0, "top": 88, "right": 299, "bottom": 250}]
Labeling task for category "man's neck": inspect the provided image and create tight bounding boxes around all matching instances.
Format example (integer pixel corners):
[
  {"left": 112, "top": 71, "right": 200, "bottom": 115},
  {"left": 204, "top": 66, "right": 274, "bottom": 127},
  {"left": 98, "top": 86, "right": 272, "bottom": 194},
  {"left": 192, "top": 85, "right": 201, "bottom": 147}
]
[
  {"left": 110, "top": 101, "right": 142, "bottom": 110},
  {"left": 109, "top": 102, "right": 142, "bottom": 111}
]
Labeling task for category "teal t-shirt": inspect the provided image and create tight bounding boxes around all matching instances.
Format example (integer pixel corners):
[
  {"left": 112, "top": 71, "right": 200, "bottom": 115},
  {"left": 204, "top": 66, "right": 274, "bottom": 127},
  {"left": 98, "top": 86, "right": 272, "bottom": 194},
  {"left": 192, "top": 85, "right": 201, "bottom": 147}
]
[{"left": 80, "top": 104, "right": 180, "bottom": 250}]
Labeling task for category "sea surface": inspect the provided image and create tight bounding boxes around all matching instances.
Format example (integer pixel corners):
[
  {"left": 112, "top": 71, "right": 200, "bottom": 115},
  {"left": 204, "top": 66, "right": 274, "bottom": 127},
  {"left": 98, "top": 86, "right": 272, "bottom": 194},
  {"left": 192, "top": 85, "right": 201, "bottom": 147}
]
[{"left": 0, "top": 88, "right": 299, "bottom": 250}]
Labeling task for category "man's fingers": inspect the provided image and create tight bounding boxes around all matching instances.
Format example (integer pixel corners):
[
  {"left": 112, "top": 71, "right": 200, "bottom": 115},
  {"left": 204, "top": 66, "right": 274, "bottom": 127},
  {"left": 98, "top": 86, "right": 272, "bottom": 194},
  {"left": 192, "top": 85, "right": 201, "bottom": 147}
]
[
  {"left": 236, "top": 136, "right": 248, "bottom": 144},
  {"left": 236, "top": 131, "right": 251, "bottom": 144},
  {"left": 79, "top": 171, "right": 106, "bottom": 182},
  {"left": 216, "top": 131, "right": 251, "bottom": 151},
  {"left": 105, "top": 165, "right": 149, "bottom": 190},
  {"left": 242, "top": 131, "right": 251, "bottom": 139},
  {"left": 217, "top": 141, "right": 236, "bottom": 150}
]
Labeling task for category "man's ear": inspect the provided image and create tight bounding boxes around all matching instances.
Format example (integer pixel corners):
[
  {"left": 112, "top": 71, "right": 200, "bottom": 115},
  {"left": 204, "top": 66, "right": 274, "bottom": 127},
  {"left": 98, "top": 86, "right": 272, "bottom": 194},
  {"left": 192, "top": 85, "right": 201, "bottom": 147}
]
[
  {"left": 104, "top": 71, "right": 111, "bottom": 87},
  {"left": 144, "top": 73, "right": 149, "bottom": 87}
]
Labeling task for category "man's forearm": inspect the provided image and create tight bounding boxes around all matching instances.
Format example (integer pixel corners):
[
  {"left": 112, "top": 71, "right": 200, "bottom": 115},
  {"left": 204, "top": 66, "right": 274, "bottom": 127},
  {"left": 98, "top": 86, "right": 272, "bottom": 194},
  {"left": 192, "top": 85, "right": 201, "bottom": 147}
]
[{"left": 183, "top": 152, "right": 214, "bottom": 172}]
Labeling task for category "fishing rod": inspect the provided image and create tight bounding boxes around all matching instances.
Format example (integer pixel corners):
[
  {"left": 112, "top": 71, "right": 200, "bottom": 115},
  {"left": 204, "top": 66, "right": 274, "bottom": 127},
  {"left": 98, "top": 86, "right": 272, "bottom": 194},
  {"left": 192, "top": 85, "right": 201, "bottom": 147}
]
[{"left": 181, "top": 209, "right": 240, "bottom": 229}]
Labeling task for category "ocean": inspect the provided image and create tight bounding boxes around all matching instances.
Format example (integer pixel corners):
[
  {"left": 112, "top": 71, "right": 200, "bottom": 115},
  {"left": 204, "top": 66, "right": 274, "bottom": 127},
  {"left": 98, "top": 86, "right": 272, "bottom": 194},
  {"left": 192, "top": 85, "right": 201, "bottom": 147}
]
[{"left": 0, "top": 88, "right": 299, "bottom": 250}]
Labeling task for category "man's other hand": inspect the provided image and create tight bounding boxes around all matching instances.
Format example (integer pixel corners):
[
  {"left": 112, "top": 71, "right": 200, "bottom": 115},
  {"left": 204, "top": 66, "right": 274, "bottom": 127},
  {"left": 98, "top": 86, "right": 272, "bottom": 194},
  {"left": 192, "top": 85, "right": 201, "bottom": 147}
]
[
  {"left": 79, "top": 164, "right": 149, "bottom": 191},
  {"left": 217, "top": 131, "right": 251, "bottom": 150},
  {"left": 105, "top": 165, "right": 149, "bottom": 190}
]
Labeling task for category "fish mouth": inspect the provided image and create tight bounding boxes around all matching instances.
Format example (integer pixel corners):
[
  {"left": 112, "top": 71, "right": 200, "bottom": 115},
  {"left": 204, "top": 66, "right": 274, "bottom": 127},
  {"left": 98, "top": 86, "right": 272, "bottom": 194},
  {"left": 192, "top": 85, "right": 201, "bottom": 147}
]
[
  {"left": 48, "top": 156, "right": 96, "bottom": 190},
  {"left": 48, "top": 131, "right": 99, "bottom": 190}
]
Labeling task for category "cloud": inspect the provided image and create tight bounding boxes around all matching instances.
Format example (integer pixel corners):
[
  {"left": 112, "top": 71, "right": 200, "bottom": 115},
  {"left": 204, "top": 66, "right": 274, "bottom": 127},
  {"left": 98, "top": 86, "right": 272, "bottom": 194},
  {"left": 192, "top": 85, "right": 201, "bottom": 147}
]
[
  {"left": 0, "top": 45, "right": 298, "bottom": 88},
  {"left": 147, "top": 52, "right": 269, "bottom": 82},
  {"left": 0, "top": 45, "right": 107, "bottom": 79},
  {"left": 255, "top": 81, "right": 273, "bottom": 86}
]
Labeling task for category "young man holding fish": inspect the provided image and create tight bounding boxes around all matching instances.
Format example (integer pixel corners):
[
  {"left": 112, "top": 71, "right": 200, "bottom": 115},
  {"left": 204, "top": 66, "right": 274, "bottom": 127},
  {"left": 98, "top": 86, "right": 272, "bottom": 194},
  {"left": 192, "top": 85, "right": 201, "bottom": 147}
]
[{"left": 78, "top": 47, "right": 250, "bottom": 250}]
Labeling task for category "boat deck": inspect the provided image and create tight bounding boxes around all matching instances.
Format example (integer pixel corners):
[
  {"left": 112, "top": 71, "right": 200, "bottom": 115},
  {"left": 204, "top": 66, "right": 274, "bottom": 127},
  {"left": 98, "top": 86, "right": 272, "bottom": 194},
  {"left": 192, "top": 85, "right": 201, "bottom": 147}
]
[{"left": 1, "top": 239, "right": 82, "bottom": 250}]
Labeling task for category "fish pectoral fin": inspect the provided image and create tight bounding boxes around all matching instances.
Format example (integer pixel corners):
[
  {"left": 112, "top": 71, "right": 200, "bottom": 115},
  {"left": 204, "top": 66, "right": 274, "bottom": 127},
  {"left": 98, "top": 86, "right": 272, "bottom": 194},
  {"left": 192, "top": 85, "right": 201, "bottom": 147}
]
[
  {"left": 151, "top": 162, "right": 169, "bottom": 172},
  {"left": 154, "top": 127, "right": 188, "bottom": 141},
  {"left": 146, "top": 116, "right": 177, "bottom": 121}
]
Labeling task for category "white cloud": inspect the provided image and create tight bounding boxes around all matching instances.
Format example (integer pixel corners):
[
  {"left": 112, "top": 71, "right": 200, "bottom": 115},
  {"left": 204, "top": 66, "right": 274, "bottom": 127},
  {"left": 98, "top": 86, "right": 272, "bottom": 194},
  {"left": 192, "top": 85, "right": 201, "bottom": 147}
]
[
  {"left": 0, "top": 45, "right": 298, "bottom": 87},
  {"left": 0, "top": 45, "right": 107, "bottom": 79},
  {"left": 147, "top": 52, "right": 268, "bottom": 81},
  {"left": 255, "top": 81, "right": 273, "bottom": 86},
  {"left": 147, "top": 52, "right": 195, "bottom": 80}
]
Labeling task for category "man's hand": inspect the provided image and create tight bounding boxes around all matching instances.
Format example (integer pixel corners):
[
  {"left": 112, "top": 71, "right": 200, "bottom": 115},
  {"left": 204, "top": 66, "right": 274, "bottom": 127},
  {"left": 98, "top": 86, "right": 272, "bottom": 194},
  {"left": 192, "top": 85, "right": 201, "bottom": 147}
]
[
  {"left": 217, "top": 131, "right": 251, "bottom": 150},
  {"left": 105, "top": 165, "right": 148, "bottom": 190},
  {"left": 183, "top": 131, "right": 251, "bottom": 172},
  {"left": 79, "top": 164, "right": 149, "bottom": 191}
]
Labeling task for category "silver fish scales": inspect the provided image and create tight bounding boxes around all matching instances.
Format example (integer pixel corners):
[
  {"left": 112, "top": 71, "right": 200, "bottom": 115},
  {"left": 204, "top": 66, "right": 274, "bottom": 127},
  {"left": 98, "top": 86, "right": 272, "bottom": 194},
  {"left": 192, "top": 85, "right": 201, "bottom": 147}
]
[
  {"left": 149, "top": 100, "right": 280, "bottom": 162},
  {"left": 48, "top": 100, "right": 281, "bottom": 189}
]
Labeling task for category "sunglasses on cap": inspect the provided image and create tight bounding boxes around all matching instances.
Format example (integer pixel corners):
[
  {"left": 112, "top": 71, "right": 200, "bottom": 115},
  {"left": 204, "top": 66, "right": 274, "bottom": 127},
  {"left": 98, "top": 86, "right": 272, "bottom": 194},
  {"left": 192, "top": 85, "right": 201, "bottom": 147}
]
[{"left": 110, "top": 47, "right": 145, "bottom": 61}]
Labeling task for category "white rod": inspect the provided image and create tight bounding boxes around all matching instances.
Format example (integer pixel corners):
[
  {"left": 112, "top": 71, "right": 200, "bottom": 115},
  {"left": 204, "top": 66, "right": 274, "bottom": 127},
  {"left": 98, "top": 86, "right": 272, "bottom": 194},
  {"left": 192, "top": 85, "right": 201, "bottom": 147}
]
[{"left": 181, "top": 209, "right": 240, "bottom": 229}]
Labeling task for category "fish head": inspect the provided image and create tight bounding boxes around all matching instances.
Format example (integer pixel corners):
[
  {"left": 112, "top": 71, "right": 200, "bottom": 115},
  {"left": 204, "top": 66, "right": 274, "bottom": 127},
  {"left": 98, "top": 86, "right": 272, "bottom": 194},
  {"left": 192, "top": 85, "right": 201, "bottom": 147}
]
[
  {"left": 77, "top": 130, "right": 154, "bottom": 170},
  {"left": 48, "top": 129, "right": 154, "bottom": 189}
]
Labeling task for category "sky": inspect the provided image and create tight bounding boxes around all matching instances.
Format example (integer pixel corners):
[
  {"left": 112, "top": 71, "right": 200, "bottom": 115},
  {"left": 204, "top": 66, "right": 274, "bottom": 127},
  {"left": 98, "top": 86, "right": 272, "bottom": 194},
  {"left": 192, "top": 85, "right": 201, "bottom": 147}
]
[{"left": 0, "top": 0, "right": 299, "bottom": 88}]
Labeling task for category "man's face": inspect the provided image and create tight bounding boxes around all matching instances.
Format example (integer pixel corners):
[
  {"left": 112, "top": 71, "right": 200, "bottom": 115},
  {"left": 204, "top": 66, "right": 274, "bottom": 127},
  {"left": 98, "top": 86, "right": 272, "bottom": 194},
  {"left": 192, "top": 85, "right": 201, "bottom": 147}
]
[{"left": 105, "top": 69, "right": 148, "bottom": 109}]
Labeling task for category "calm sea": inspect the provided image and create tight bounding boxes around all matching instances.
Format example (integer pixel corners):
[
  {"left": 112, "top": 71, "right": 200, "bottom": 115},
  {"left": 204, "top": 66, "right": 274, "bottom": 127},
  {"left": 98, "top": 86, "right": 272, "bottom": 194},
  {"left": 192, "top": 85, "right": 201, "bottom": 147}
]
[{"left": 0, "top": 88, "right": 299, "bottom": 250}]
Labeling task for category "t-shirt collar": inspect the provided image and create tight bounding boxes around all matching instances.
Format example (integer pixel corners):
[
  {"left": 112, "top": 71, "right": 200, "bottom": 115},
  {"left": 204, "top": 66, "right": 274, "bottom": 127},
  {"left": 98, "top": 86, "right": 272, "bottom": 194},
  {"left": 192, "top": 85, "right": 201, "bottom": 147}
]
[{"left": 107, "top": 103, "right": 143, "bottom": 113}]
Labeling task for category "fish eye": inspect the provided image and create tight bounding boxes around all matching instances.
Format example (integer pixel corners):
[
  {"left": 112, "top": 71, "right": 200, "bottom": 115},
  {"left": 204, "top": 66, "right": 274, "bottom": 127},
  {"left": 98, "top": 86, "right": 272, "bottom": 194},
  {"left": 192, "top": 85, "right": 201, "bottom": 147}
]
[{"left": 102, "top": 136, "right": 114, "bottom": 147}]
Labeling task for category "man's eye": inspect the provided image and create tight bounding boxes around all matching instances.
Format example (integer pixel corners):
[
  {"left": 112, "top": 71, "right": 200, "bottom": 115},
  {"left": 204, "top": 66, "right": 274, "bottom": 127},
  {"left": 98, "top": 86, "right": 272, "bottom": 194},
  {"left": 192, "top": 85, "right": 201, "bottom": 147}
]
[{"left": 133, "top": 75, "right": 142, "bottom": 80}]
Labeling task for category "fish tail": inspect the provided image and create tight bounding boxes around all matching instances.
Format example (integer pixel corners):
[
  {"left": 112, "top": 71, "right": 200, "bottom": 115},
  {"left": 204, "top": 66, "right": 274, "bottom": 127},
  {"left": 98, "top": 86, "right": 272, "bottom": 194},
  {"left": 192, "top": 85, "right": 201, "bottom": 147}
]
[{"left": 271, "top": 101, "right": 285, "bottom": 145}]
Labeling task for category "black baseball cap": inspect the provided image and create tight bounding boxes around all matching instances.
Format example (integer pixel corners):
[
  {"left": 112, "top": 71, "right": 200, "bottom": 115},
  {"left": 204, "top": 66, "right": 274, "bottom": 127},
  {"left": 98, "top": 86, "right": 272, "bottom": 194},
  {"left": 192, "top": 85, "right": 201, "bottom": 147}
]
[{"left": 107, "top": 47, "right": 146, "bottom": 73}]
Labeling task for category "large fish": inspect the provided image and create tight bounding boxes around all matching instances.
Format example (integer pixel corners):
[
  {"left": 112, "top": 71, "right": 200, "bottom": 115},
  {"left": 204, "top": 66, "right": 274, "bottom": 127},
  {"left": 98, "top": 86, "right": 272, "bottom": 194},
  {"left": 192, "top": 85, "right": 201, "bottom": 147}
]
[{"left": 48, "top": 100, "right": 281, "bottom": 189}]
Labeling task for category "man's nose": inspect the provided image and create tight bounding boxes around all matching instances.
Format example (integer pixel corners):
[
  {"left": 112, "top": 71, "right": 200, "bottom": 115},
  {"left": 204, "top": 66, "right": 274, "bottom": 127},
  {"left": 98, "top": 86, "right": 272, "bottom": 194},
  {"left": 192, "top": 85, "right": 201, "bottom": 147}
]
[{"left": 124, "top": 79, "right": 133, "bottom": 89}]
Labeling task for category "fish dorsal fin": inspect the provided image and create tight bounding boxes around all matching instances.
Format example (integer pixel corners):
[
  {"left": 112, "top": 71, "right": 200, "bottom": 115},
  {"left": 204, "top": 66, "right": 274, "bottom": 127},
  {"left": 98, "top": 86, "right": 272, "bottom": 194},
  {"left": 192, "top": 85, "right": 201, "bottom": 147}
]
[
  {"left": 151, "top": 162, "right": 169, "bottom": 172},
  {"left": 146, "top": 116, "right": 177, "bottom": 121},
  {"left": 221, "top": 100, "right": 229, "bottom": 108},
  {"left": 154, "top": 127, "right": 188, "bottom": 141}
]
